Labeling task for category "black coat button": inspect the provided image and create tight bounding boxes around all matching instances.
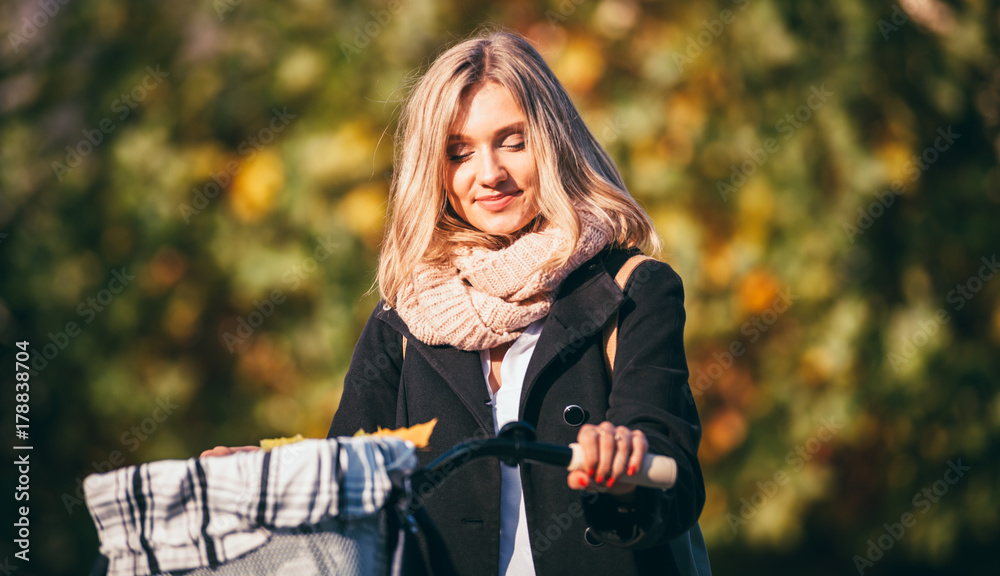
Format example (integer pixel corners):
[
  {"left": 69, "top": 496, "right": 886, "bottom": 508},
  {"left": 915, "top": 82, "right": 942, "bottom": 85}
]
[
  {"left": 584, "top": 527, "right": 603, "bottom": 547},
  {"left": 563, "top": 405, "right": 586, "bottom": 426}
]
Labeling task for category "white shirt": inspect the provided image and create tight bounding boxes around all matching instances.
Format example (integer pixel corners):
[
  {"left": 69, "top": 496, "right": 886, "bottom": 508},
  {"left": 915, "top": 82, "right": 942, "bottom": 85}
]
[{"left": 479, "top": 319, "right": 544, "bottom": 576}]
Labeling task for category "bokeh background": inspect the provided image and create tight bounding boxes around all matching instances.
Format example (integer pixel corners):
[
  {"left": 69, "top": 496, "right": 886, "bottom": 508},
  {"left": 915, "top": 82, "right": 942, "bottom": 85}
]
[{"left": 2, "top": 0, "right": 999, "bottom": 574}]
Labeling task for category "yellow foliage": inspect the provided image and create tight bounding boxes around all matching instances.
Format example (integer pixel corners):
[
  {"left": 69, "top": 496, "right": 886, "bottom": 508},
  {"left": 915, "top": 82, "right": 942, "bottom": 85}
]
[
  {"left": 260, "top": 433, "right": 305, "bottom": 451},
  {"left": 876, "top": 140, "right": 915, "bottom": 187},
  {"left": 551, "top": 36, "right": 605, "bottom": 94},
  {"left": 298, "top": 122, "right": 377, "bottom": 184},
  {"left": 356, "top": 418, "right": 438, "bottom": 449},
  {"left": 738, "top": 269, "right": 781, "bottom": 315},
  {"left": 230, "top": 150, "right": 285, "bottom": 222},
  {"left": 338, "top": 182, "right": 388, "bottom": 248}
]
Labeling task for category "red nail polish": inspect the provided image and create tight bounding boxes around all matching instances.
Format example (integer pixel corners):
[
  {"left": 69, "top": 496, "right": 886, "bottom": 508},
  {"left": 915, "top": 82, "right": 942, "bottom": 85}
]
[
  {"left": 578, "top": 477, "right": 589, "bottom": 488},
  {"left": 606, "top": 477, "right": 616, "bottom": 489},
  {"left": 596, "top": 475, "right": 604, "bottom": 484},
  {"left": 627, "top": 465, "right": 636, "bottom": 477},
  {"left": 587, "top": 468, "right": 594, "bottom": 477}
]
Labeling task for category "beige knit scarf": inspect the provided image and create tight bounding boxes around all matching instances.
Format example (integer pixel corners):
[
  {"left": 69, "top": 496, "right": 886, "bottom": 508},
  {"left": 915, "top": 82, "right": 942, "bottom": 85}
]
[{"left": 394, "top": 211, "right": 613, "bottom": 351}]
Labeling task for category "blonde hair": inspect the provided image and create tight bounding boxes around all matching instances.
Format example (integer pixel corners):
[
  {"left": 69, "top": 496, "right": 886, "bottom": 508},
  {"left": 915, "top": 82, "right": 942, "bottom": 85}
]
[{"left": 378, "top": 30, "right": 660, "bottom": 306}]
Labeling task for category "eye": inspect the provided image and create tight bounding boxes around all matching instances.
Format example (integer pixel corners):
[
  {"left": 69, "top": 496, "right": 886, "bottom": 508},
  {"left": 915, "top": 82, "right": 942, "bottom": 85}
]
[
  {"left": 446, "top": 145, "right": 472, "bottom": 163},
  {"left": 502, "top": 134, "right": 525, "bottom": 151}
]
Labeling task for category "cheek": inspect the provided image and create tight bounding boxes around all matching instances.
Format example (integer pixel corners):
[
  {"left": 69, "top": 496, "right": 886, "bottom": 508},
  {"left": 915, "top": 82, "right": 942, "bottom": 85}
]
[
  {"left": 512, "top": 156, "right": 539, "bottom": 189},
  {"left": 446, "top": 165, "right": 473, "bottom": 199}
]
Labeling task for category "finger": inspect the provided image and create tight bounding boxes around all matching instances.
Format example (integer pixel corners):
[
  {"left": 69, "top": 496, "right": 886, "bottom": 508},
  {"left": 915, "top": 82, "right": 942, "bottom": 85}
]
[
  {"left": 594, "top": 422, "right": 616, "bottom": 484},
  {"left": 566, "top": 470, "right": 593, "bottom": 491},
  {"left": 200, "top": 445, "right": 259, "bottom": 458},
  {"left": 608, "top": 426, "right": 632, "bottom": 487},
  {"left": 200, "top": 446, "right": 230, "bottom": 458},
  {"left": 627, "top": 430, "right": 648, "bottom": 477},
  {"left": 576, "top": 424, "right": 601, "bottom": 477}
]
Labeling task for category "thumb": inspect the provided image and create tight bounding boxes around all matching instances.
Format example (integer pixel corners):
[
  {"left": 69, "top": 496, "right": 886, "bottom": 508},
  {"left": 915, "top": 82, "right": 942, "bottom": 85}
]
[{"left": 567, "top": 470, "right": 592, "bottom": 490}]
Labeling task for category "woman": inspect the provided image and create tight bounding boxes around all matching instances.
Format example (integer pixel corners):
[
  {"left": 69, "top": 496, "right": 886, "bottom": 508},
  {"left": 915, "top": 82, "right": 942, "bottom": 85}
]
[{"left": 326, "top": 31, "right": 707, "bottom": 576}]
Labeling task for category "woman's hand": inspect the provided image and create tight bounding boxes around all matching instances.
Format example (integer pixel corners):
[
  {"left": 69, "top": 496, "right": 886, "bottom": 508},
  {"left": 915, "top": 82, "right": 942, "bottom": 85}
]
[
  {"left": 199, "top": 445, "right": 260, "bottom": 458},
  {"left": 567, "top": 421, "right": 648, "bottom": 496}
]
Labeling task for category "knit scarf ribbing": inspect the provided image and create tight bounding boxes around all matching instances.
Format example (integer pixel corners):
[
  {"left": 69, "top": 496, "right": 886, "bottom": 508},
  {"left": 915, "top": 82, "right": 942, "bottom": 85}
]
[{"left": 394, "top": 211, "right": 613, "bottom": 351}]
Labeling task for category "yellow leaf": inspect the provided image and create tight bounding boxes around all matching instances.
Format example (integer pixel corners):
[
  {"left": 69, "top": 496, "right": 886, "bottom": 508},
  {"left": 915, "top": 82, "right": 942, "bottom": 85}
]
[
  {"left": 259, "top": 433, "right": 304, "bottom": 451},
  {"left": 362, "top": 419, "right": 438, "bottom": 448}
]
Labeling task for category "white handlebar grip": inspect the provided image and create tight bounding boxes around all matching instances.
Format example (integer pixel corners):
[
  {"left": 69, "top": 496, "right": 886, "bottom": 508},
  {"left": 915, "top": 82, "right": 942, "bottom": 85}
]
[{"left": 568, "top": 443, "right": 677, "bottom": 489}]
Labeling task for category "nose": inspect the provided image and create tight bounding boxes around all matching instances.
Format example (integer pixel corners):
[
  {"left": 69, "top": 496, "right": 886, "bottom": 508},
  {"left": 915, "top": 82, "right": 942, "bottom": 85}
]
[{"left": 476, "top": 149, "right": 508, "bottom": 188}]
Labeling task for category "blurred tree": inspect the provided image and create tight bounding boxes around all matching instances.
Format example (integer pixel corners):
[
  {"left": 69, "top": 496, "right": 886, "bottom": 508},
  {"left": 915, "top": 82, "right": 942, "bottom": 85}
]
[{"left": 1, "top": 0, "right": 997, "bottom": 574}]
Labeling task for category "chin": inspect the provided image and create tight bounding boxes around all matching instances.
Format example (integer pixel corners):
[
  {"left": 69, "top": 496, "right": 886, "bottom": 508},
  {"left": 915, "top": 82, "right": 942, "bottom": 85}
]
[{"left": 480, "top": 216, "right": 535, "bottom": 236}]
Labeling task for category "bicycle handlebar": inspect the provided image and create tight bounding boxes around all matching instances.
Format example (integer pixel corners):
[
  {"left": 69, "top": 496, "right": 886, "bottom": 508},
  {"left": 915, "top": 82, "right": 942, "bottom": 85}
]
[
  {"left": 410, "top": 421, "right": 676, "bottom": 491},
  {"left": 567, "top": 443, "right": 676, "bottom": 489}
]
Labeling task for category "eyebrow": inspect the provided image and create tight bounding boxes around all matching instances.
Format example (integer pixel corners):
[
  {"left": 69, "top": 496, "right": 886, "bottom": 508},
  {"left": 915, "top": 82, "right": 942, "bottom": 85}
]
[{"left": 448, "top": 122, "right": 526, "bottom": 142}]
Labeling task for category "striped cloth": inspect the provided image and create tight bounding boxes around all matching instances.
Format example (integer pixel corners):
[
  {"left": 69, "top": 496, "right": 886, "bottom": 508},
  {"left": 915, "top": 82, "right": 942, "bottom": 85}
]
[{"left": 84, "top": 437, "right": 416, "bottom": 576}]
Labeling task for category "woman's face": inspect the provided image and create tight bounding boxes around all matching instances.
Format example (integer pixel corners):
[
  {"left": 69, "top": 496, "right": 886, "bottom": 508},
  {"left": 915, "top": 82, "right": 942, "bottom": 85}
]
[{"left": 444, "top": 82, "right": 540, "bottom": 235}]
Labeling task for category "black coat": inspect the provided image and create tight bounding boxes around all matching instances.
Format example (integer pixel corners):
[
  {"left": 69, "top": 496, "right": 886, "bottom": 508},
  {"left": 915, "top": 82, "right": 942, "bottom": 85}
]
[{"left": 328, "top": 249, "right": 705, "bottom": 576}]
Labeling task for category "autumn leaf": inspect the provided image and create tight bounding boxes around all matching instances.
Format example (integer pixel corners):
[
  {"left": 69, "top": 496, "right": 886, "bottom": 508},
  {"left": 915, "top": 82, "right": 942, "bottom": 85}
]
[
  {"left": 259, "top": 433, "right": 305, "bottom": 451},
  {"left": 360, "top": 419, "right": 438, "bottom": 449}
]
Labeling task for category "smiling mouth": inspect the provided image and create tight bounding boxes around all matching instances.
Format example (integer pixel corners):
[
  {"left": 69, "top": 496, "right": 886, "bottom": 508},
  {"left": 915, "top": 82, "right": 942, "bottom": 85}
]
[{"left": 475, "top": 191, "right": 522, "bottom": 211}]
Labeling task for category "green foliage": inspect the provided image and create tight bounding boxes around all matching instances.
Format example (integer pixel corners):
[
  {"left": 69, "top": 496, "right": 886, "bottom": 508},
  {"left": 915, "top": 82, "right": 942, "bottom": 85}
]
[{"left": 1, "top": 0, "right": 998, "bottom": 573}]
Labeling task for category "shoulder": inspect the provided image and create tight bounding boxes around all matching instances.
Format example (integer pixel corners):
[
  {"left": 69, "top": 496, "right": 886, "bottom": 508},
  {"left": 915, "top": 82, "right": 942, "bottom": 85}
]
[
  {"left": 603, "top": 249, "right": 684, "bottom": 301},
  {"left": 369, "top": 300, "right": 410, "bottom": 336},
  {"left": 353, "top": 301, "right": 410, "bottom": 356},
  {"left": 627, "top": 258, "right": 684, "bottom": 296}
]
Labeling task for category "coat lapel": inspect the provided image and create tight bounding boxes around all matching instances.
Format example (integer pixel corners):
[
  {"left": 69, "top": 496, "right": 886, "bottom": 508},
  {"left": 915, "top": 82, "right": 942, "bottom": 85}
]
[
  {"left": 379, "top": 310, "right": 494, "bottom": 432},
  {"left": 413, "top": 343, "right": 494, "bottom": 432},
  {"left": 520, "top": 256, "right": 624, "bottom": 413}
]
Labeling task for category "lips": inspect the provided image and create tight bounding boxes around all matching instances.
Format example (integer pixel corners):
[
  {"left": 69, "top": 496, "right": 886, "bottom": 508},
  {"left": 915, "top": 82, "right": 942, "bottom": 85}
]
[{"left": 475, "top": 190, "right": 522, "bottom": 212}]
